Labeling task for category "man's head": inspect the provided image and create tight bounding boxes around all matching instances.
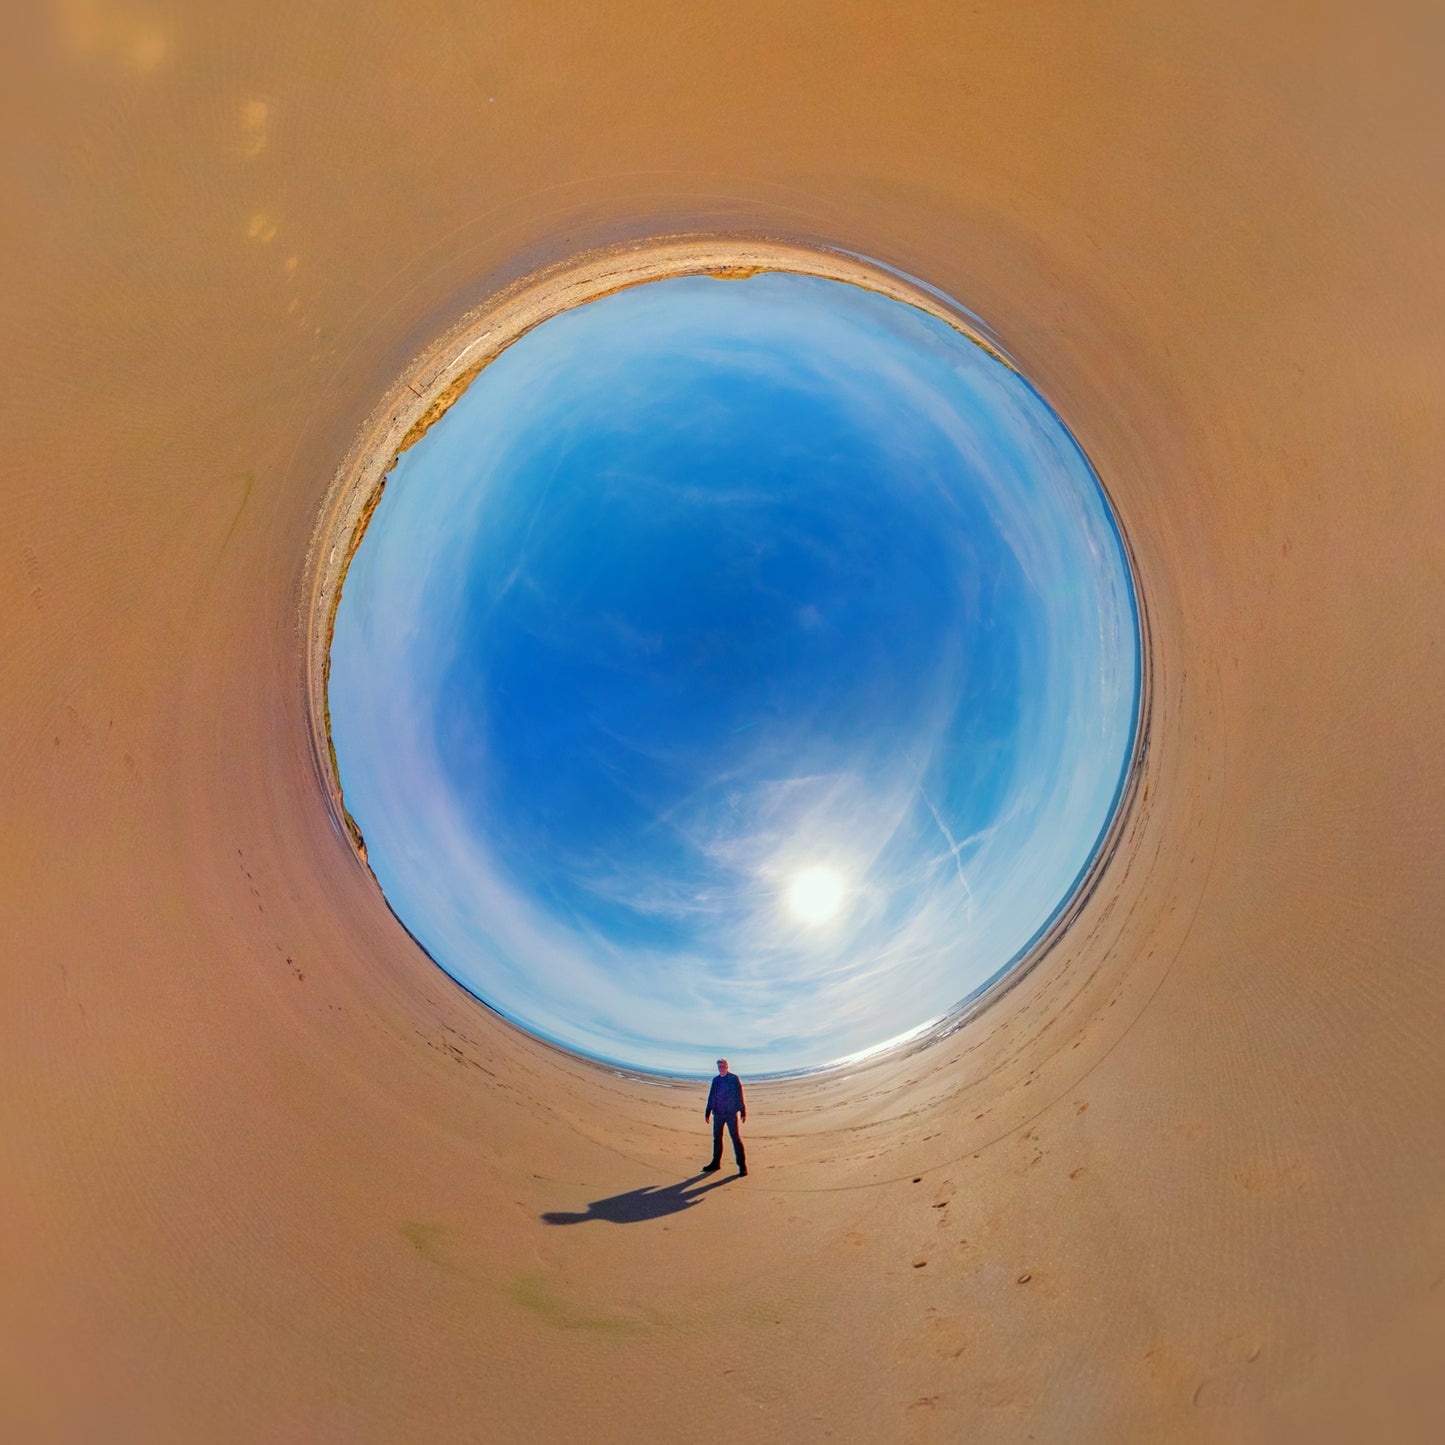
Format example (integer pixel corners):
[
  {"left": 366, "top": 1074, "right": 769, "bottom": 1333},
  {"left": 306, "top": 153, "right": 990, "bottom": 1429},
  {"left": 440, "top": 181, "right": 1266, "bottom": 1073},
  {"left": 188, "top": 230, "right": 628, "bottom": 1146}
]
[{"left": 717, "top": 1059, "right": 729, "bottom": 1075}]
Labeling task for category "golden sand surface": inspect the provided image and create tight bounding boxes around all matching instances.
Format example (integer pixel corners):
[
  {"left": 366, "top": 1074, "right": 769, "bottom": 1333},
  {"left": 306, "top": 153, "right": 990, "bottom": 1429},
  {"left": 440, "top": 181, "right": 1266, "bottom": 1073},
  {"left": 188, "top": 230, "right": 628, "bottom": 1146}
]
[{"left": 4, "top": 2, "right": 1443, "bottom": 1440}]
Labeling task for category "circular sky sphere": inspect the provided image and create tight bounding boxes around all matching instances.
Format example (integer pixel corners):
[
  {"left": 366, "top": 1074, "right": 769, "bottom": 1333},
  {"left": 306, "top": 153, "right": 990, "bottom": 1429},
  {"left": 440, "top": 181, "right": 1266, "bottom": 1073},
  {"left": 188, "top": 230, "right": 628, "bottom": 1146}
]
[{"left": 328, "top": 269, "right": 1140, "bottom": 1076}]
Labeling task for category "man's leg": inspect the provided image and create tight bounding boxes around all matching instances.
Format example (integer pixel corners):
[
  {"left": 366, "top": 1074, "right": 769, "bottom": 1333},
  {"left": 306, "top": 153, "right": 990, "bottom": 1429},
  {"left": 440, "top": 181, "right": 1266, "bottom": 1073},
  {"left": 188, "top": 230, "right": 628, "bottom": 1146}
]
[
  {"left": 707, "top": 1115, "right": 724, "bottom": 1169},
  {"left": 727, "top": 1115, "right": 746, "bottom": 1171}
]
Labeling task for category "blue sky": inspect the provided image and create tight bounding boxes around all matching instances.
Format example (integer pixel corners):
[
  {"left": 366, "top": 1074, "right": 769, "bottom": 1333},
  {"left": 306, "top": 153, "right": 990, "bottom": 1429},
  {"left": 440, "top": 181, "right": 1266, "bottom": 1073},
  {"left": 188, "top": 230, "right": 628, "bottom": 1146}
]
[{"left": 329, "top": 272, "right": 1139, "bottom": 1076}]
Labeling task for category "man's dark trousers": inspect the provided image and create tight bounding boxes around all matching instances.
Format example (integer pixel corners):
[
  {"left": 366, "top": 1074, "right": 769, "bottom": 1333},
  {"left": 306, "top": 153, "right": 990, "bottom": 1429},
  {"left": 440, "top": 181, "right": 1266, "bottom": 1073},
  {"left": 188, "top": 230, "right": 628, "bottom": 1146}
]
[{"left": 710, "top": 1113, "right": 746, "bottom": 1170}]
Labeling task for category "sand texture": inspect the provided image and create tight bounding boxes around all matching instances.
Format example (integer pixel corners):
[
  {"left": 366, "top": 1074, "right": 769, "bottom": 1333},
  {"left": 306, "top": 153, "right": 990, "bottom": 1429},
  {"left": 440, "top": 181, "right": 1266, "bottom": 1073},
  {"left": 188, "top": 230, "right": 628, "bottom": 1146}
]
[{"left": 3, "top": 2, "right": 1444, "bottom": 1441}]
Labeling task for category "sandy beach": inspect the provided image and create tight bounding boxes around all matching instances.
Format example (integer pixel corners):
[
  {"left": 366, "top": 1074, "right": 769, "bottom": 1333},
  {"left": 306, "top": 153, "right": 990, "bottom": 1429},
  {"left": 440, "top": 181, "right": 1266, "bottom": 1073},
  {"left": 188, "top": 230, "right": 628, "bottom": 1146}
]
[{"left": 3, "top": 1, "right": 1443, "bottom": 1440}]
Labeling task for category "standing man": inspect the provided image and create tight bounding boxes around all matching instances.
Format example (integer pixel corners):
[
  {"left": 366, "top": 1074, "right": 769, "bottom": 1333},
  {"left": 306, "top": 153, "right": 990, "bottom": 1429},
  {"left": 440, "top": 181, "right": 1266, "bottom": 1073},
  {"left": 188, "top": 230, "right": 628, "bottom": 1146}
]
[{"left": 702, "top": 1058, "right": 747, "bottom": 1176}]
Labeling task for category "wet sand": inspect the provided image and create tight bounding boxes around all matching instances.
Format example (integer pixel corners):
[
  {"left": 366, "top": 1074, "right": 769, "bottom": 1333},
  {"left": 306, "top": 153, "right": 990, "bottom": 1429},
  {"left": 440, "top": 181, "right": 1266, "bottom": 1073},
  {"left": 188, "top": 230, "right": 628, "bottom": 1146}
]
[{"left": 4, "top": 2, "right": 1444, "bottom": 1441}]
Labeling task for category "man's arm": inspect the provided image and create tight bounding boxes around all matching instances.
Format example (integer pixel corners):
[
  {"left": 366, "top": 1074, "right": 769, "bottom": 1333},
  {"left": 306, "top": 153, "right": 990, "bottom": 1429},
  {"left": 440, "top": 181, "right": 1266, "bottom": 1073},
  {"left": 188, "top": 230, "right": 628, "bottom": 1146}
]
[
  {"left": 737, "top": 1079, "right": 746, "bottom": 1123},
  {"left": 704, "top": 1077, "right": 717, "bottom": 1120}
]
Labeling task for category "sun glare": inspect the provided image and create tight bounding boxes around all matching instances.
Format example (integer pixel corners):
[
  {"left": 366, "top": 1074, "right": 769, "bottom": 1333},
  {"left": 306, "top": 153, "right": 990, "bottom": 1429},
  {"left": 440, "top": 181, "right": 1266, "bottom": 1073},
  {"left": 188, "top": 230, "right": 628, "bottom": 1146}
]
[{"left": 788, "top": 867, "right": 845, "bottom": 924}]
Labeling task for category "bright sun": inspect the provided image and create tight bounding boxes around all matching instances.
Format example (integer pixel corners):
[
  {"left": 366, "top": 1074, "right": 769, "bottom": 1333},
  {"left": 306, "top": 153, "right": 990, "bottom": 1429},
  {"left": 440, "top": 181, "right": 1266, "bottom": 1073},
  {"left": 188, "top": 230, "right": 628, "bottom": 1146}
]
[{"left": 788, "top": 867, "right": 845, "bottom": 924}]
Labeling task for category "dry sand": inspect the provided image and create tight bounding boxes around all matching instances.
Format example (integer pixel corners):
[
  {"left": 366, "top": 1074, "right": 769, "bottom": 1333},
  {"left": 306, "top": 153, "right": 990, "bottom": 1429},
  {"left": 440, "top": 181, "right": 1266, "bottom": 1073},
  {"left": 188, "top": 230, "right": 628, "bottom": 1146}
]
[{"left": 4, "top": 1, "right": 1444, "bottom": 1441}]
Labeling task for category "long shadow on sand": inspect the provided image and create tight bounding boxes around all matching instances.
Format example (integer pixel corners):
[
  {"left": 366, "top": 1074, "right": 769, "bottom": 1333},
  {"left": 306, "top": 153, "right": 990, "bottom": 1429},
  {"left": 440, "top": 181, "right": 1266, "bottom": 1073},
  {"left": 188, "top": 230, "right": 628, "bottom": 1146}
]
[{"left": 541, "top": 1172, "right": 740, "bottom": 1225}]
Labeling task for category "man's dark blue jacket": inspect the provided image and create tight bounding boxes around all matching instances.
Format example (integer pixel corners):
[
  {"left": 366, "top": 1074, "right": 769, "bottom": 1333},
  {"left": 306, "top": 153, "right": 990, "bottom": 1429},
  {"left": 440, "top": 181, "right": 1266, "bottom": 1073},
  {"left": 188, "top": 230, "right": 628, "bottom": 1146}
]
[{"left": 705, "top": 1072, "right": 745, "bottom": 1119}]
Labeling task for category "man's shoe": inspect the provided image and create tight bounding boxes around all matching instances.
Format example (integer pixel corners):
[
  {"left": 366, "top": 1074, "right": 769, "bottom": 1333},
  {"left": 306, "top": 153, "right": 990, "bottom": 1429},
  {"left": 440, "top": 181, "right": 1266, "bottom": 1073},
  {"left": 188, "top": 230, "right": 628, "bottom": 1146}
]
[
  {"left": 738, "top": 1165, "right": 748, "bottom": 1176},
  {"left": 701, "top": 1162, "right": 720, "bottom": 1173}
]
